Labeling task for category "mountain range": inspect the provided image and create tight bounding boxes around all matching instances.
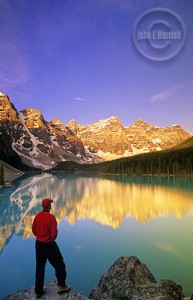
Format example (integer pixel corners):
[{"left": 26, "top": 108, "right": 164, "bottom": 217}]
[{"left": 0, "top": 92, "right": 191, "bottom": 170}]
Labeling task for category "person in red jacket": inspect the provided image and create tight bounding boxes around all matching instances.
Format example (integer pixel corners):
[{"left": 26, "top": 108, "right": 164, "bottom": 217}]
[{"left": 32, "top": 198, "right": 71, "bottom": 298}]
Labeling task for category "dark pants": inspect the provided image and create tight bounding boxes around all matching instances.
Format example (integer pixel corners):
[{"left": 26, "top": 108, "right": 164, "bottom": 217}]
[{"left": 35, "top": 240, "right": 67, "bottom": 293}]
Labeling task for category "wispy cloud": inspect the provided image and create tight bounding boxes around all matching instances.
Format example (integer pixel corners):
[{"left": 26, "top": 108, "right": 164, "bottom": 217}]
[
  {"left": 148, "top": 84, "right": 184, "bottom": 103},
  {"left": 0, "top": 0, "right": 30, "bottom": 90},
  {"left": 0, "top": 42, "right": 30, "bottom": 89},
  {"left": 74, "top": 96, "right": 86, "bottom": 101}
]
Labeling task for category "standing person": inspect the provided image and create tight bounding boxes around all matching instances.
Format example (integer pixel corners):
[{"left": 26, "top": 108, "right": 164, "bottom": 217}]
[{"left": 32, "top": 198, "right": 71, "bottom": 298}]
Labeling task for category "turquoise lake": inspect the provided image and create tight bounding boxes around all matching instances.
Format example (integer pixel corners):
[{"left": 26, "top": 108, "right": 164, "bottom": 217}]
[{"left": 0, "top": 173, "right": 193, "bottom": 298}]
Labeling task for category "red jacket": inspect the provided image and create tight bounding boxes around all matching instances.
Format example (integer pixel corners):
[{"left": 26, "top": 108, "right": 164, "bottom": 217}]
[{"left": 32, "top": 210, "right": 58, "bottom": 243}]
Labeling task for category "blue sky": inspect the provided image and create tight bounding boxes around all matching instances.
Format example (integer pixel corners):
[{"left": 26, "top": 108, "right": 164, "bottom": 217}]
[{"left": 0, "top": 0, "right": 193, "bottom": 132}]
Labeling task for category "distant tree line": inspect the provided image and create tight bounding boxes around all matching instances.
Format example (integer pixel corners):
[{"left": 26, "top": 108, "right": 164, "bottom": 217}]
[
  {"left": 53, "top": 138, "right": 193, "bottom": 177},
  {"left": 92, "top": 147, "right": 193, "bottom": 176}
]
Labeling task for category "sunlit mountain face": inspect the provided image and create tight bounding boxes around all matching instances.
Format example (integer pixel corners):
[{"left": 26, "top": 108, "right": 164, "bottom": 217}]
[
  {"left": 1, "top": 173, "right": 193, "bottom": 253},
  {"left": 0, "top": 93, "right": 191, "bottom": 169}
]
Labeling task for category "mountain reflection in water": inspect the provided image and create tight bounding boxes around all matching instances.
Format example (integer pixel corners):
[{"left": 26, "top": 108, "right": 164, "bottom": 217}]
[
  {"left": 1, "top": 173, "right": 193, "bottom": 253},
  {"left": 1, "top": 173, "right": 193, "bottom": 298}
]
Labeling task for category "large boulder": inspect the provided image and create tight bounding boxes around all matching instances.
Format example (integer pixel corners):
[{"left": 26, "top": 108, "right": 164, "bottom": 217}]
[
  {"left": 89, "top": 256, "right": 184, "bottom": 300},
  {"left": 3, "top": 256, "right": 187, "bottom": 300}
]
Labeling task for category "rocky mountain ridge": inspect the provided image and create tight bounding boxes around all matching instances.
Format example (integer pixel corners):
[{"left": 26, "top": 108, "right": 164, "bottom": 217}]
[
  {"left": 67, "top": 116, "right": 190, "bottom": 161},
  {"left": 0, "top": 92, "right": 191, "bottom": 169},
  {"left": 0, "top": 93, "right": 90, "bottom": 169}
]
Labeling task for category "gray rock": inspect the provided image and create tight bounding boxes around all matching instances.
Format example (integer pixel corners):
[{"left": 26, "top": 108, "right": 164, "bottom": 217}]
[
  {"left": 89, "top": 256, "right": 184, "bottom": 300},
  {"left": 3, "top": 281, "right": 90, "bottom": 300},
  {"left": 3, "top": 256, "right": 187, "bottom": 300}
]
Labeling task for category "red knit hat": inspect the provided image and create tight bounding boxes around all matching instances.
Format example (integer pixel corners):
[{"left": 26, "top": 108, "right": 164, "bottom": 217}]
[{"left": 42, "top": 198, "right": 53, "bottom": 208}]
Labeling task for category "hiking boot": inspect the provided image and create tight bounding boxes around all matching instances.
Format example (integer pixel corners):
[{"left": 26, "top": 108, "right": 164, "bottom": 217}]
[
  {"left": 58, "top": 284, "right": 71, "bottom": 294},
  {"left": 35, "top": 290, "right": 45, "bottom": 298}
]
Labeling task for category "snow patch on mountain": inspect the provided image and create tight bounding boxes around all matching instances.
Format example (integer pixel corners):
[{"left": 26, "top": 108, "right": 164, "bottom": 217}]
[
  {"left": 152, "top": 138, "right": 162, "bottom": 144},
  {"left": 19, "top": 112, "right": 42, "bottom": 156},
  {"left": 131, "top": 145, "right": 149, "bottom": 155},
  {"left": 0, "top": 92, "right": 191, "bottom": 168}
]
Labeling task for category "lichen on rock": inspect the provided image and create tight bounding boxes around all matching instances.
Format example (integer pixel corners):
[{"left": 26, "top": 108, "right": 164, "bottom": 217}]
[{"left": 89, "top": 256, "right": 184, "bottom": 300}]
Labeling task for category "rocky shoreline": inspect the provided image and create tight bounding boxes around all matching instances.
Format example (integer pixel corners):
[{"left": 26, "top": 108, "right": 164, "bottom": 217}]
[{"left": 3, "top": 256, "right": 193, "bottom": 300}]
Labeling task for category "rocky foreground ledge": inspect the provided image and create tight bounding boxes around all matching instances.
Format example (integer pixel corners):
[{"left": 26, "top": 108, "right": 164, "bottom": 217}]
[{"left": 3, "top": 256, "right": 192, "bottom": 300}]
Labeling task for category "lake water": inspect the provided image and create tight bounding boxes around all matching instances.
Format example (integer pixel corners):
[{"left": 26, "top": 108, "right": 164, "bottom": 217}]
[{"left": 0, "top": 173, "right": 193, "bottom": 299}]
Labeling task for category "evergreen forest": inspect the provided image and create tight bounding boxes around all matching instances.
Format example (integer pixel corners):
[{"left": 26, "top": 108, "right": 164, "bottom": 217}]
[{"left": 54, "top": 136, "right": 193, "bottom": 176}]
